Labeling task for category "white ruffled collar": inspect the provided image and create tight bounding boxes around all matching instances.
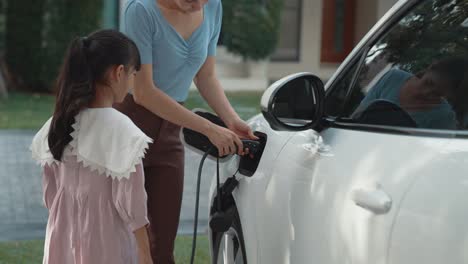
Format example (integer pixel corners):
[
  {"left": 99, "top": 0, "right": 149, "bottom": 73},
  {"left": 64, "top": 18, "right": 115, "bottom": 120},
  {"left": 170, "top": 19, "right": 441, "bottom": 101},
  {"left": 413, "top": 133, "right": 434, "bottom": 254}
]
[{"left": 30, "top": 108, "right": 153, "bottom": 180}]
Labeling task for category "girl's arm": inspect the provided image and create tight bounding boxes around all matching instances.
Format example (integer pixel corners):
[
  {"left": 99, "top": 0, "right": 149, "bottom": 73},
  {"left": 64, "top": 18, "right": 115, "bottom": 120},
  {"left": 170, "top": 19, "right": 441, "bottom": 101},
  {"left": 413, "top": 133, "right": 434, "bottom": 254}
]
[
  {"left": 42, "top": 164, "right": 57, "bottom": 210},
  {"left": 134, "top": 226, "right": 153, "bottom": 264},
  {"left": 112, "top": 163, "right": 152, "bottom": 263}
]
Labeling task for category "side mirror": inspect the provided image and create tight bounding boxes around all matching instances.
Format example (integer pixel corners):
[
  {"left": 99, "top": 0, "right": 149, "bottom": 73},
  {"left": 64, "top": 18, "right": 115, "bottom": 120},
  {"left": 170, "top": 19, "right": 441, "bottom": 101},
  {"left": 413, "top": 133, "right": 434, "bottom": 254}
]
[{"left": 261, "top": 73, "right": 325, "bottom": 131}]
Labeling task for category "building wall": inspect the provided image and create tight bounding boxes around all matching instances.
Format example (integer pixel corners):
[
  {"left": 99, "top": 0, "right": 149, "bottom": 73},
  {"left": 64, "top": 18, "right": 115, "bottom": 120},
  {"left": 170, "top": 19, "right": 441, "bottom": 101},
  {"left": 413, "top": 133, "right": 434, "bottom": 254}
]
[
  {"left": 355, "top": 0, "right": 378, "bottom": 42},
  {"left": 119, "top": 0, "right": 126, "bottom": 29},
  {"left": 378, "top": 0, "right": 400, "bottom": 17},
  {"left": 102, "top": 0, "right": 119, "bottom": 29},
  {"left": 267, "top": 0, "right": 399, "bottom": 82},
  {"left": 268, "top": 0, "right": 336, "bottom": 81}
]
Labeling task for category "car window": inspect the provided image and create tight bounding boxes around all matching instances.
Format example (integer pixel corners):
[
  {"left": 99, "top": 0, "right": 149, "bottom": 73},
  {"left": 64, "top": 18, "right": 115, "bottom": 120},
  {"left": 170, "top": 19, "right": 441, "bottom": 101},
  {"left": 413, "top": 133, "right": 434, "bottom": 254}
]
[
  {"left": 325, "top": 62, "right": 360, "bottom": 117},
  {"left": 339, "top": 0, "right": 468, "bottom": 130}
]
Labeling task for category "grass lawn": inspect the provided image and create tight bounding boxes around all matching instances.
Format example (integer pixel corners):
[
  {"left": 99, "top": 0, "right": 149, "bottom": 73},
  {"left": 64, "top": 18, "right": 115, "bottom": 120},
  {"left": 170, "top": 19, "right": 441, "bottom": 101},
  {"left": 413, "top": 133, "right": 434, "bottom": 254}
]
[
  {"left": 0, "top": 236, "right": 210, "bottom": 264},
  {"left": 0, "top": 93, "right": 55, "bottom": 129},
  {"left": 0, "top": 91, "right": 262, "bottom": 129}
]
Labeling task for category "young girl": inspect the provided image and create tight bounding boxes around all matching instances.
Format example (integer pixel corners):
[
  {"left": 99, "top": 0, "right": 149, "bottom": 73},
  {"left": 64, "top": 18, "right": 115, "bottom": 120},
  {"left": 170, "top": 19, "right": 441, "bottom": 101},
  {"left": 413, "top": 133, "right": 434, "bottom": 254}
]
[{"left": 30, "top": 30, "right": 153, "bottom": 264}]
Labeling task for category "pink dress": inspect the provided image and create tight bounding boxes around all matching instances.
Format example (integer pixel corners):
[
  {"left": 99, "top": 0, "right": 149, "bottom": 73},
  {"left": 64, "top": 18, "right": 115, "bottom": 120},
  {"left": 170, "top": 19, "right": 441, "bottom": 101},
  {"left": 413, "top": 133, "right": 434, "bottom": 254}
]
[
  {"left": 41, "top": 157, "right": 148, "bottom": 264},
  {"left": 31, "top": 108, "right": 154, "bottom": 264}
]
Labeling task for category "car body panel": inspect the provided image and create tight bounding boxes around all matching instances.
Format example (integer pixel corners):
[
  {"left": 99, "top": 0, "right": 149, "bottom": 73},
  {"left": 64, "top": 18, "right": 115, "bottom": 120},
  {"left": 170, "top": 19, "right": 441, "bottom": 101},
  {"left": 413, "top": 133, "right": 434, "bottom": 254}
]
[
  {"left": 389, "top": 138, "right": 468, "bottom": 263},
  {"left": 254, "top": 126, "right": 452, "bottom": 263}
]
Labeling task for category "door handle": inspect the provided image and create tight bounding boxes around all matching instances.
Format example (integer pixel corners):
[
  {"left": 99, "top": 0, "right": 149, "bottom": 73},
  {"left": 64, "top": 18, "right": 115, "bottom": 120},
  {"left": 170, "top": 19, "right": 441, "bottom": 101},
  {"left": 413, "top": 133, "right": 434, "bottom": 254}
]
[{"left": 351, "top": 188, "right": 392, "bottom": 214}]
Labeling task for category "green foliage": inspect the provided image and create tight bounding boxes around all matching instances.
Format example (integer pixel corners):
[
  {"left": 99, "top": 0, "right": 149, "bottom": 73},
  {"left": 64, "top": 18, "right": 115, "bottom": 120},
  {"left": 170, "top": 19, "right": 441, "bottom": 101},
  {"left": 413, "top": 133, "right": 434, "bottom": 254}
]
[
  {"left": 5, "top": 0, "right": 47, "bottom": 91},
  {"left": 0, "top": 0, "right": 6, "bottom": 51},
  {"left": 222, "top": 0, "right": 283, "bottom": 61},
  {"left": 3, "top": 0, "right": 103, "bottom": 92},
  {"left": 383, "top": 0, "right": 468, "bottom": 73},
  {"left": 42, "top": 0, "right": 104, "bottom": 90}
]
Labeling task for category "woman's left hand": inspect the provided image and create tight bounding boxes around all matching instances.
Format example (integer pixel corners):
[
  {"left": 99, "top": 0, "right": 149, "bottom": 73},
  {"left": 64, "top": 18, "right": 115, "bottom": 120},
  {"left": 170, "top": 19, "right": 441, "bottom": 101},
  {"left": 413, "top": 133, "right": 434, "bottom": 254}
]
[
  {"left": 227, "top": 118, "right": 259, "bottom": 157},
  {"left": 227, "top": 118, "right": 258, "bottom": 140}
]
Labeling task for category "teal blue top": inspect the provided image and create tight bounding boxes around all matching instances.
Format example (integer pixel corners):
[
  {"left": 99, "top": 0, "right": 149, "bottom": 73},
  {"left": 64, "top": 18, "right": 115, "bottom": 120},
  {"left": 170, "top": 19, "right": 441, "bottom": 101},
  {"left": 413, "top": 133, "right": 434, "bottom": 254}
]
[
  {"left": 122, "top": 0, "right": 222, "bottom": 102},
  {"left": 356, "top": 69, "right": 457, "bottom": 129}
]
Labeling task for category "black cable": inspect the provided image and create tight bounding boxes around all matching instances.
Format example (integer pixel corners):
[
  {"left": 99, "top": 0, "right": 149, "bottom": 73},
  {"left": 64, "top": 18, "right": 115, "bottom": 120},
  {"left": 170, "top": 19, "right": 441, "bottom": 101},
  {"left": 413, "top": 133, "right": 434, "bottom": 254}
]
[
  {"left": 216, "top": 156, "right": 221, "bottom": 211},
  {"left": 190, "top": 147, "right": 213, "bottom": 264},
  {"left": 191, "top": 150, "right": 241, "bottom": 264},
  {"left": 233, "top": 168, "right": 240, "bottom": 177}
]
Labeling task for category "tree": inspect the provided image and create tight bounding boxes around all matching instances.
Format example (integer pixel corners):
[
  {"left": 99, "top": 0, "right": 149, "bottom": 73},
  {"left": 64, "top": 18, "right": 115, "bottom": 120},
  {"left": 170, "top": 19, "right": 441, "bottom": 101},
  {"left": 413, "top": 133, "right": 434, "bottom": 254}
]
[
  {"left": 383, "top": 0, "right": 468, "bottom": 73},
  {"left": 2, "top": 0, "right": 103, "bottom": 92},
  {"left": 0, "top": 0, "right": 7, "bottom": 98},
  {"left": 222, "top": 0, "right": 283, "bottom": 61},
  {"left": 42, "top": 0, "right": 104, "bottom": 90},
  {"left": 5, "top": 0, "right": 47, "bottom": 91}
]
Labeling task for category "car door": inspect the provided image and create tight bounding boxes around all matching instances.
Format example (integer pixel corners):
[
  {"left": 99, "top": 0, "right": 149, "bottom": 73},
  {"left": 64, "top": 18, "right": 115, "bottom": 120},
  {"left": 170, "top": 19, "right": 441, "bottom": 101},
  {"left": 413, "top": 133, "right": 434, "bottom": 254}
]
[
  {"left": 256, "top": 0, "right": 468, "bottom": 263},
  {"left": 388, "top": 137, "right": 468, "bottom": 264}
]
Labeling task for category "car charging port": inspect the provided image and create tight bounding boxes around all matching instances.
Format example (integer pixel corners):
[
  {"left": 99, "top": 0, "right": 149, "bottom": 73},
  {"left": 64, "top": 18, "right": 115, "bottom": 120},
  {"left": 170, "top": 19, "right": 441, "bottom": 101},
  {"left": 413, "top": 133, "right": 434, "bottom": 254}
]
[{"left": 238, "top": 131, "right": 267, "bottom": 177}]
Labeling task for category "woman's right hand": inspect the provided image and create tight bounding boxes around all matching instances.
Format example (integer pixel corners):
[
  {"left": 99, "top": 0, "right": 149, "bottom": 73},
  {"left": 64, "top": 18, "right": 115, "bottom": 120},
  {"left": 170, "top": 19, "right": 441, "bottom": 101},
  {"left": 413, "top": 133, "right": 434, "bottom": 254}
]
[{"left": 206, "top": 123, "right": 245, "bottom": 156}]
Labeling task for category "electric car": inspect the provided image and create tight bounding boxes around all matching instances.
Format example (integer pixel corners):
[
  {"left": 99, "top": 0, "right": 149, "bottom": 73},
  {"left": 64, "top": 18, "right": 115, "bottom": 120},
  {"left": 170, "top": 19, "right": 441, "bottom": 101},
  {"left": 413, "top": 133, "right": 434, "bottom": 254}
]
[{"left": 208, "top": 0, "right": 468, "bottom": 263}]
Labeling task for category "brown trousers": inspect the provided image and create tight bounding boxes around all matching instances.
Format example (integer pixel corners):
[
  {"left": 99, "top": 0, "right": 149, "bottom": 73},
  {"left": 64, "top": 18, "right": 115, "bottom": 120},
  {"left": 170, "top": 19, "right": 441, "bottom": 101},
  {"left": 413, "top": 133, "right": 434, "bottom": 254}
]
[{"left": 114, "top": 94, "right": 184, "bottom": 264}]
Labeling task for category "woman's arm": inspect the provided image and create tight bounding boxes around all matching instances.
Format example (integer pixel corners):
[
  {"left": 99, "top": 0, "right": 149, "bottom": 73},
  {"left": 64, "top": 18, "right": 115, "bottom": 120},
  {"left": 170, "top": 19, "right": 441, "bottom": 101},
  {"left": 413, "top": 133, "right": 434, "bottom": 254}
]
[
  {"left": 133, "top": 66, "right": 213, "bottom": 134},
  {"left": 193, "top": 1, "right": 256, "bottom": 140},
  {"left": 133, "top": 65, "right": 245, "bottom": 156},
  {"left": 194, "top": 57, "right": 258, "bottom": 140},
  {"left": 194, "top": 57, "right": 239, "bottom": 126}
]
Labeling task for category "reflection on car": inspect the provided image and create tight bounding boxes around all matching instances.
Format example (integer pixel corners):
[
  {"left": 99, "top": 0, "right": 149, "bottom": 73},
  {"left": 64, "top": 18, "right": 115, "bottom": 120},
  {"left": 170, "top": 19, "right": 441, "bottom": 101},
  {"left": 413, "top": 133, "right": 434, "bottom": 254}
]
[{"left": 352, "top": 57, "right": 468, "bottom": 129}]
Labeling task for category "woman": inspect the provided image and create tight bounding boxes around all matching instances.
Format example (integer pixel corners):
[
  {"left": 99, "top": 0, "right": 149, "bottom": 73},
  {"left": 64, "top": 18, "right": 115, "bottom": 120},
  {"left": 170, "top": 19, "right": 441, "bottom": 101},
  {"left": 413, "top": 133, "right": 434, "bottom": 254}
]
[{"left": 116, "top": 0, "right": 258, "bottom": 263}]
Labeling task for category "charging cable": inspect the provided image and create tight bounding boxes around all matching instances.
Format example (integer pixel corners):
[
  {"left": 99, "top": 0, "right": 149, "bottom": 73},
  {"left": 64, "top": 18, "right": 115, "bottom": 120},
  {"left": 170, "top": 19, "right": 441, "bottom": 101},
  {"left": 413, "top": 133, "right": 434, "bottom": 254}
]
[
  {"left": 190, "top": 147, "right": 213, "bottom": 264},
  {"left": 190, "top": 146, "right": 241, "bottom": 264}
]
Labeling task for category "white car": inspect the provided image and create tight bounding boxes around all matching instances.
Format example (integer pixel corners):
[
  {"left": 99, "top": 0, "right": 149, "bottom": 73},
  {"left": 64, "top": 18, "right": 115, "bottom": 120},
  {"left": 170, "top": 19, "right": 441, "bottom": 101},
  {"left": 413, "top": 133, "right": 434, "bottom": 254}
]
[{"left": 208, "top": 0, "right": 468, "bottom": 263}]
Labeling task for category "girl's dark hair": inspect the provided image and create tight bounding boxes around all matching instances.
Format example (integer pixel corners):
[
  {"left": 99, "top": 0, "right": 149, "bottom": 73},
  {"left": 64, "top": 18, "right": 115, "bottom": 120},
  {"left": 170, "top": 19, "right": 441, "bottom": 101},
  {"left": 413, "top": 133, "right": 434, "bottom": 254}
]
[
  {"left": 428, "top": 56, "right": 468, "bottom": 127},
  {"left": 48, "top": 29, "right": 141, "bottom": 161}
]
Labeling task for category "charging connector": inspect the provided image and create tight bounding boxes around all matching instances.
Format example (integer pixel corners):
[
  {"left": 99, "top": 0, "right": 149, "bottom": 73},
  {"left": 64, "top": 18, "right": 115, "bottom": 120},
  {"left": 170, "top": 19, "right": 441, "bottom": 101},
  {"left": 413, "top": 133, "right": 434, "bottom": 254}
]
[{"left": 184, "top": 110, "right": 266, "bottom": 264}]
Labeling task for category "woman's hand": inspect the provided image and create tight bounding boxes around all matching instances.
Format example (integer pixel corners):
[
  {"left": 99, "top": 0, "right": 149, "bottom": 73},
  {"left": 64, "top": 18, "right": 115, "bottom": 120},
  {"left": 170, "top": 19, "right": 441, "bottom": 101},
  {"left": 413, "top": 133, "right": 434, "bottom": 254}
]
[
  {"left": 226, "top": 118, "right": 259, "bottom": 157},
  {"left": 206, "top": 123, "right": 245, "bottom": 156},
  {"left": 226, "top": 118, "right": 258, "bottom": 140}
]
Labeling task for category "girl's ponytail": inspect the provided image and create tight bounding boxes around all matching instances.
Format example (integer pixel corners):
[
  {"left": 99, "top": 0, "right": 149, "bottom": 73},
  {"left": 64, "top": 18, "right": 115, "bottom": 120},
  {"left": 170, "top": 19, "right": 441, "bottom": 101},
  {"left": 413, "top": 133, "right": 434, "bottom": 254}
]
[
  {"left": 48, "top": 30, "right": 141, "bottom": 161},
  {"left": 48, "top": 37, "right": 96, "bottom": 161}
]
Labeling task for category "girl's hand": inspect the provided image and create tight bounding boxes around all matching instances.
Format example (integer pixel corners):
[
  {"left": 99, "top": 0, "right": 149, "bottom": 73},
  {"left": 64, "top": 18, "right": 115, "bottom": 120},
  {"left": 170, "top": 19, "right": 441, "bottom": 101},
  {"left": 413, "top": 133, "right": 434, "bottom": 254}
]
[
  {"left": 138, "top": 250, "right": 153, "bottom": 264},
  {"left": 134, "top": 226, "right": 153, "bottom": 264},
  {"left": 206, "top": 124, "right": 245, "bottom": 156}
]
